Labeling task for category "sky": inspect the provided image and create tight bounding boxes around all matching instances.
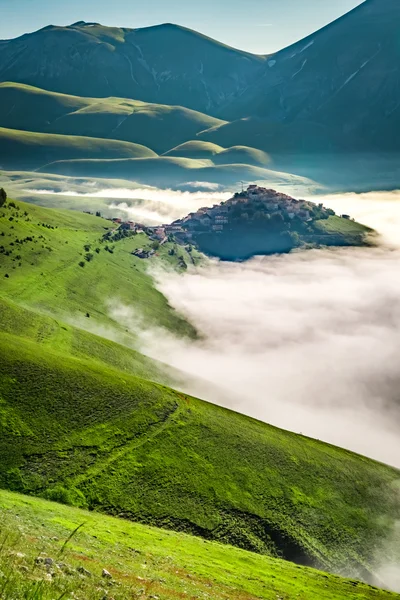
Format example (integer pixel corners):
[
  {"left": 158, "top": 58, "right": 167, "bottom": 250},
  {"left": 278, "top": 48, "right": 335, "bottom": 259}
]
[{"left": 1, "top": 0, "right": 365, "bottom": 53}]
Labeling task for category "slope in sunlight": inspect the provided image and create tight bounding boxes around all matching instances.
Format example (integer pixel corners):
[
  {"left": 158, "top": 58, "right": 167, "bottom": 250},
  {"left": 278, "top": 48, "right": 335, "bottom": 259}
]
[
  {"left": 0, "top": 82, "right": 226, "bottom": 154},
  {"left": 1, "top": 490, "right": 398, "bottom": 600},
  {"left": 0, "top": 199, "right": 399, "bottom": 584},
  {"left": 0, "top": 126, "right": 157, "bottom": 170}
]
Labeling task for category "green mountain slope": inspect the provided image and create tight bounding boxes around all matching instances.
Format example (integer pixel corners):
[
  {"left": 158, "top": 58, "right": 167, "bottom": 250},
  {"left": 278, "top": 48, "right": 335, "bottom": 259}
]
[
  {"left": 164, "top": 140, "right": 225, "bottom": 159},
  {"left": 38, "top": 156, "right": 312, "bottom": 188},
  {"left": 0, "top": 327, "right": 399, "bottom": 581},
  {"left": 0, "top": 199, "right": 194, "bottom": 334},
  {"left": 0, "top": 23, "right": 264, "bottom": 115},
  {"left": 0, "top": 82, "right": 226, "bottom": 154},
  {"left": 164, "top": 140, "right": 271, "bottom": 167},
  {"left": 1, "top": 490, "right": 399, "bottom": 600},
  {"left": 223, "top": 0, "right": 400, "bottom": 154},
  {"left": 0, "top": 127, "right": 157, "bottom": 170},
  {"left": 0, "top": 199, "right": 399, "bottom": 584}
]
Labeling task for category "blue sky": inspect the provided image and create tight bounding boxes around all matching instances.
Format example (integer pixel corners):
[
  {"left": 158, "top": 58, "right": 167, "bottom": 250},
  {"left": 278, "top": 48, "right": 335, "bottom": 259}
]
[{"left": 1, "top": 0, "right": 364, "bottom": 53}]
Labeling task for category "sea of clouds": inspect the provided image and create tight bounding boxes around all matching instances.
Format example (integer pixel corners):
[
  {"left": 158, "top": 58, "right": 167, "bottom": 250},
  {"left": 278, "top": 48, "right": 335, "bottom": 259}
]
[
  {"left": 48, "top": 183, "right": 400, "bottom": 589},
  {"left": 108, "top": 191, "right": 400, "bottom": 471}
]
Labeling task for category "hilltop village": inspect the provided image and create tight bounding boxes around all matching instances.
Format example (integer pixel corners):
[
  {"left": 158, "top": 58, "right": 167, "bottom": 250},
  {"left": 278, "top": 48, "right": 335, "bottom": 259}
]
[{"left": 107, "top": 185, "right": 369, "bottom": 260}]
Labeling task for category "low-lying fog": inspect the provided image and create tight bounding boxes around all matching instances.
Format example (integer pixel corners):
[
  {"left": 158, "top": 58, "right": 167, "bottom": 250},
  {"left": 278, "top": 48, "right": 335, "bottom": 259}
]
[
  {"left": 16, "top": 174, "right": 400, "bottom": 469},
  {"left": 114, "top": 190, "right": 400, "bottom": 471}
]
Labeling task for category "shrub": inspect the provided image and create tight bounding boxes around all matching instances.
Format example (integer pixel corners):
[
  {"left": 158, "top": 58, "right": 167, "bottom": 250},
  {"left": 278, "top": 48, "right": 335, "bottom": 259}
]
[
  {"left": 42, "top": 485, "right": 88, "bottom": 508},
  {"left": 78, "top": 261, "right": 85, "bottom": 268},
  {"left": 0, "top": 188, "right": 6, "bottom": 208}
]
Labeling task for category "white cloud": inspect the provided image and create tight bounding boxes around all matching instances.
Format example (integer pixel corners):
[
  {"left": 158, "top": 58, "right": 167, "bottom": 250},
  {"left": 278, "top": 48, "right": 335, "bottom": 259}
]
[{"left": 114, "top": 191, "right": 400, "bottom": 471}]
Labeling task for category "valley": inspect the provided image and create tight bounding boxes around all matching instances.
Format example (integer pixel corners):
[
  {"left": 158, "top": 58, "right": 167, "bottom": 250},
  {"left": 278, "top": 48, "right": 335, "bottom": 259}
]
[{"left": 1, "top": 1, "right": 400, "bottom": 598}]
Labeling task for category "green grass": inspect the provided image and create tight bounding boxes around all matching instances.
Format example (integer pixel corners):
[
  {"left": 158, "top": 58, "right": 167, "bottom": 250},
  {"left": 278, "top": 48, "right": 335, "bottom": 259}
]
[
  {"left": 314, "top": 215, "right": 374, "bottom": 235},
  {"left": 0, "top": 127, "right": 157, "bottom": 170},
  {"left": 0, "top": 199, "right": 195, "bottom": 335},
  {"left": 0, "top": 324, "right": 399, "bottom": 578},
  {"left": 38, "top": 156, "right": 312, "bottom": 189},
  {"left": 0, "top": 82, "right": 226, "bottom": 154},
  {"left": 0, "top": 489, "right": 399, "bottom": 600},
  {"left": 0, "top": 199, "right": 399, "bottom": 586},
  {"left": 164, "top": 140, "right": 225, "bottom": 158},
  {"left": 212, "top": 145, "right": 271, "bottom": 167}
]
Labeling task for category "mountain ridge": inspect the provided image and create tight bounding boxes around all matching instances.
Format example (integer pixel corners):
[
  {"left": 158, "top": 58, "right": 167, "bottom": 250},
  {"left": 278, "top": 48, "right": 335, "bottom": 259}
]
[{"left": 0, "top": 21, "right": 265, "bottom": 115}]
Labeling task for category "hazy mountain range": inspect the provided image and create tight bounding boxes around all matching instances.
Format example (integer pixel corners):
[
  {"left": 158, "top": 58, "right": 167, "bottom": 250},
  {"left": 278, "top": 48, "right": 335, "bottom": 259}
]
[{"left": 1, "top": 0, "right": 399, "bottom": 188}]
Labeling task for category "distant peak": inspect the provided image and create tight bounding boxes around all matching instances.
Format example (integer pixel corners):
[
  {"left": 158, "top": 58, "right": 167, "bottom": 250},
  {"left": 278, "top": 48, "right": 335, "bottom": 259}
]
[{"left": 71, "top": 21, "right": 101, "bottom": 27}]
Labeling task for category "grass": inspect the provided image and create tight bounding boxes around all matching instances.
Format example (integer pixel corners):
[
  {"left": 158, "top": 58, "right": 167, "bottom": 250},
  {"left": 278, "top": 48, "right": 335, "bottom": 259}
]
[
  {"left": 38, "top": 156, "right": 311, "bottom": 189},
  {"left": 0, "top": 320, "right": 399, "bottom": 578},
  {"left": 164, "top": 140, "right": 225, "bottom": 158},
  {"left": 0, "top": 82, "right": 226, "bottom": 154},
  {"left": 212, "top": 145, "right": 271, "bottom": 167},
  {"left": 0, "top": 198, "right": 195, "bottom": 335},
  {"left": 0, "top": 199, "right": 399, "bottom": 586},
  {"left": 0, "top": 127, "right": 157, "bottom": 171},
  {"left": 313, "top": 215, "right": 374, "bottom": 235},
  {"left": 1, "top": 490, "right": 398, "bottom": 600}
]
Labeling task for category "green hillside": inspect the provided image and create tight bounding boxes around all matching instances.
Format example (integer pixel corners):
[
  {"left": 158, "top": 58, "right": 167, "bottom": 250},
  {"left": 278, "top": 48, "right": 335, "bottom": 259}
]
[
  {"left": 163, "top": 141, "right": 271, "bottom": 167},
  {"left": 212, "top": 145, "right": 271, "bottom": 166},
  {"left": 0, "top": 199, "right": 399, "bottom": 586},
  {"left": 164, "top": 140, "right": 225, "bottom": 158},
  {"left": 0, "top": 82, "right": 226, "bottom": 154},
  {"left": 39, "top": 156, "right": 312, "bottom": 188},
  {"left": 1, "top": 491, "right": 398, "bottom": 600},
  {"left": 0, "top": 127, "right": 157, "bottom": 170},
  {"left": 0, "top": 198, "right": 195, "bottom": 334}
]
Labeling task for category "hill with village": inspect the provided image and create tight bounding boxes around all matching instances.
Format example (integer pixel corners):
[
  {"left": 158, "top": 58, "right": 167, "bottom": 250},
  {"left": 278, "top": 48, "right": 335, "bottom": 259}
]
[{"left": 121, "top": 186, "right": 372, "bottom": 260}]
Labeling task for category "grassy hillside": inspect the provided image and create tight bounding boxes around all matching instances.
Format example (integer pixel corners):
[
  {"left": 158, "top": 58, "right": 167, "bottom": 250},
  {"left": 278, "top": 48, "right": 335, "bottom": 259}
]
[
  {"left": 0, "top": 491, "right": 398, "bottom": 600},
  {"left": 212, "top": 145, "right": 271, "bottom": 167},
  {"left": 163, "top": 141, "right": 271, "bottom": 167},
  {"left": 164, "top": 140, "right": 225, "bottom": 158},
  {"left": 0, "top": 198, "right": 195, "bottom": 334},
  {"left": 39, "top": 156, "right": 313, "bottom": 188},
  {"left": 0, "top": 327, "right": 399, "bottom": 581},
  {"left": 0, "top": 127, "right": 157, "bottom": 170},
  {"left": 0, "top": 82, "right": 226, "bottom": 154},
  {"left": 0, "top": 199, "right": 399, "bottom": 585}
]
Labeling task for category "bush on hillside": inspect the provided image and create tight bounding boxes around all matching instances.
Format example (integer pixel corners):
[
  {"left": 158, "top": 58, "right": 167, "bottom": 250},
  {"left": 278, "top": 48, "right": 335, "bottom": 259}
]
[
  {"left": 0, "top": 188, "right": 6, "bottom": 208},
  {"left": 42, "top": 485, "right": 87, "bottom": 508}
]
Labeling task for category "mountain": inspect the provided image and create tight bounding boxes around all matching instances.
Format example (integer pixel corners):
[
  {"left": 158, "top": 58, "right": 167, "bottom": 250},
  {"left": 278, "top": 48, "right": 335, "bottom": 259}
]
[
  {"left": 0, "top": 22, "right": 264, "bottom": 115},
  {"left": 0, "top": 198, "right": 399, "bottom": 584},
  {"left": 205, "top": 0, "right": 400, "bottom": 156},
  {"left": 2, "top": 492, "right": 399, "bottom": 600},
  {"left": 0, "top": 82, "right": 226, "bottom": 154}
]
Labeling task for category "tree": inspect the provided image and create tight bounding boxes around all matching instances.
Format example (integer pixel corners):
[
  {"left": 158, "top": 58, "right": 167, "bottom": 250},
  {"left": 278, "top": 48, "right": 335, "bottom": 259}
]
[{"left": 0, "top": 188, "right": 6, "bottom": 207}]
